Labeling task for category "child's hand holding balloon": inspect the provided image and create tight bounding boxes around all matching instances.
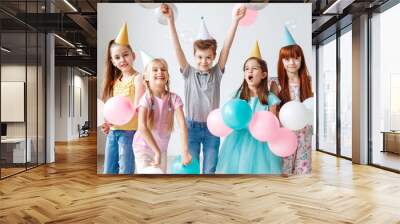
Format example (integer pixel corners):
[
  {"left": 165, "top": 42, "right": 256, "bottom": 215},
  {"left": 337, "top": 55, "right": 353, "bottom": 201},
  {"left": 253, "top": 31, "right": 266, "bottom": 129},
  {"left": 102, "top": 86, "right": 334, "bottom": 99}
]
[
  {"left": 160, "top": 3, "right": 174, "bottom": 22},
  {"left": 233, "top": 4, "right": 247, "bottom": 22}
]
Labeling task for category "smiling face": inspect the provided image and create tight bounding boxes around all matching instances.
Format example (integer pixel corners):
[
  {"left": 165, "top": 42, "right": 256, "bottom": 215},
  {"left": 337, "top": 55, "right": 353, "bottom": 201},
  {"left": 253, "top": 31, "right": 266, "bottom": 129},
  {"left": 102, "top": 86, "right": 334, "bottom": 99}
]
[
  {"left": 110, "top": 44, "right": 135, "bottom": 73},
  {"left": 282, "top": 56, "right": 301, "bottom": 74},
  {"left": 147, "top": 60, "right": 169, "bottom": 89},
  {"left": 194, "top": 48, "right": 215, "bottom": 72},
  {"left": 244, "top": 59, "right": 267, "bottom": 88}
]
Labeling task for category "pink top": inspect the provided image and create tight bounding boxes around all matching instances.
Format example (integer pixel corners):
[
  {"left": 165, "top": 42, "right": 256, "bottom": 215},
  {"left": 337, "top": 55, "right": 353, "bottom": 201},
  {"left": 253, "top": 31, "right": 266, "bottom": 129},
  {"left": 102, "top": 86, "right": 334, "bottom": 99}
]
[{"left": 133, "top": 92, "right": 183, "bottom": 152}]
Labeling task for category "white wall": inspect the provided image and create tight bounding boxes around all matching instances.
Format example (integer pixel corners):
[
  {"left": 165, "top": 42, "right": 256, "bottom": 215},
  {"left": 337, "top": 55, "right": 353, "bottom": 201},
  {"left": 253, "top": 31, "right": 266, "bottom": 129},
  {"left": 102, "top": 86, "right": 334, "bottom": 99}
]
[
  {"left": 1, "top": 65, "right": 37, "bottom": 137},
  {"left": 55, "top": 67, "right": 68, "bottom": 141},
  {"left": 76, "top": 73, "right": 89, "bottom": 136},
  {"left": 55, "top": 67, "right": 89, "bottom": 141},
  {"left": 97, "top": 3, "right": 312, "bottom": 156}
]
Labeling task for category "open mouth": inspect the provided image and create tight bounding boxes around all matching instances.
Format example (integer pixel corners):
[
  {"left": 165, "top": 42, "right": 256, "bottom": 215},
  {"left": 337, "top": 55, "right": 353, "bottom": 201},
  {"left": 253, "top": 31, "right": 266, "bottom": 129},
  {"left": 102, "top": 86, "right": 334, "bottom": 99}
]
[{"left": 248, "top": 75, "right": 254, "bottom": 81}]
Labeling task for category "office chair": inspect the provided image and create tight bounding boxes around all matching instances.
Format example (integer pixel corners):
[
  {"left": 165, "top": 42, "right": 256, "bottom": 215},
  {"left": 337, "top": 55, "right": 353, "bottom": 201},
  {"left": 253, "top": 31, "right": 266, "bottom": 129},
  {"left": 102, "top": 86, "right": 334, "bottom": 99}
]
[{"left": 79, "top": 121, "right": 90, "bottom": 138}]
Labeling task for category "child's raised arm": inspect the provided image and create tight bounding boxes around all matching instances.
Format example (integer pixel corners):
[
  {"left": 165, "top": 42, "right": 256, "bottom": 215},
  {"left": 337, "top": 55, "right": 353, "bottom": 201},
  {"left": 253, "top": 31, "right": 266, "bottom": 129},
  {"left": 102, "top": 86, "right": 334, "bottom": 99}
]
[
  {"left": 133, "top": 74, "right": 145, "bottom": 117},
  {"left": 175, "top": 106, "right": 192, "bottom": 165},
  {"left": 138, "top": 106, "right": 161, "bottom": 167},
  {"left": 218, "top": 5, "right": 246, "bottom": 72},
  {"left": 162, "top": 4, "right": 188, "bottom": 71}
]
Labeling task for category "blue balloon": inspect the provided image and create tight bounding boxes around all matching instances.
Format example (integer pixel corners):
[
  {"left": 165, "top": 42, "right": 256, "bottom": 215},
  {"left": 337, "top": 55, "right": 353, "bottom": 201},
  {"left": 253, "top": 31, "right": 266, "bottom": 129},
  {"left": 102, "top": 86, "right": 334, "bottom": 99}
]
[
  {"left": 170, "top": 155, "right": 200, "bottom": 174},
  {"left": 221, "top": 99, "right": 252, "bottom": 130}
]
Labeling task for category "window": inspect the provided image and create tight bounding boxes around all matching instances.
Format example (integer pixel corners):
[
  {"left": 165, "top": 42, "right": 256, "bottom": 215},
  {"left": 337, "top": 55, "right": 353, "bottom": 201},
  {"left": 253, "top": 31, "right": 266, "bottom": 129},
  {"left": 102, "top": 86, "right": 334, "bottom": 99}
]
[
  {"left": 318, "top": 37, "right": 337, "bottom": 155},
  {"left": 371, "top": 3, "right": 400, "bottom": 171},
  {"left": 340, "top": 29, "right": 352, "bottom": 158}
]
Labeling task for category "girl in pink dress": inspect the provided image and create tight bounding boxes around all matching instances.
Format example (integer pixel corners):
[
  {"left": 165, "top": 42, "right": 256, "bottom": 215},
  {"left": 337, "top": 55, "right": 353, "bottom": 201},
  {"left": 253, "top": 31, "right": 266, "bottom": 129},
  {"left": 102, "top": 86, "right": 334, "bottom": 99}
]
[{"left": 133, "top": 58, "right": 192, "bottom": 173}]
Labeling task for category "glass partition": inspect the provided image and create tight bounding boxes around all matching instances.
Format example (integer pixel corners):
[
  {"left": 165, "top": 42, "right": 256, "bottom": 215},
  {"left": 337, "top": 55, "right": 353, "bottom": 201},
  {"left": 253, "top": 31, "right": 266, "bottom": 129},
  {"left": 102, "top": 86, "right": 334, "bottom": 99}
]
[
  {"left": 339, "top": 29, "right": 352, "bottom": 158},
  {"left": 317, "top": 37, "right": 337, "bottom": 155},
  {"left": 0, "top": 1, "right": 46, "bottom": 179}
]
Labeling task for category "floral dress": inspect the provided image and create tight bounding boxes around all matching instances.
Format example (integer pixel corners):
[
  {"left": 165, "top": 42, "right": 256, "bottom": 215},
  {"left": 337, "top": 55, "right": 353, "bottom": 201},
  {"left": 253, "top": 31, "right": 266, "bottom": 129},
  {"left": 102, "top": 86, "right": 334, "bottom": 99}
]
[{"left": 282, "top": 83, "right": 313, "bottom": 175}]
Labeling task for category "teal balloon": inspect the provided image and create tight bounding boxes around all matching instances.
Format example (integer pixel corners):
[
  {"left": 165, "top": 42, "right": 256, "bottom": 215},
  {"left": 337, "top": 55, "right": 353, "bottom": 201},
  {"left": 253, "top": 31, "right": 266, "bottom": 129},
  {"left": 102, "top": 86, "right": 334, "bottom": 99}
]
[
  {"left": 221, "top": 99, "right": 252, "bottom": 130},
  {"left": 171, "top": 156, "right": 200, "bottom": 174}
]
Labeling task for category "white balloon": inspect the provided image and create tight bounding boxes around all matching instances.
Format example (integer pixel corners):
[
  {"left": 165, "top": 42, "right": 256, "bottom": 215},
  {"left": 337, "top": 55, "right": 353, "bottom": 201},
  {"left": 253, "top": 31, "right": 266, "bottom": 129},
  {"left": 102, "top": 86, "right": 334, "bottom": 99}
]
[
  {"left": 279, "top": 101, "right": 309, "bottom": 131},
  {"left": 139, "top": 3, "right": 161, "bottom": 9},
  {"left": 245, "top": 3, "right": 268, "bottom": 11},
  {"left": 154, "top": 3, "right": 178, "bottom": 26},
  {"left": 140, "top": 166, "right": 164, "bottom": 174},
  {"left": 306, "top": 110, "right": 314, "bottom": 126},
  {"left": 303, "top": 97, "right": 315, "bottom": 126},
  {"left": 303, "top": 97, "right": 314, "bottom": 112},
  {"left": 97, "top": 99, "right": 105, "bottom": 127}
]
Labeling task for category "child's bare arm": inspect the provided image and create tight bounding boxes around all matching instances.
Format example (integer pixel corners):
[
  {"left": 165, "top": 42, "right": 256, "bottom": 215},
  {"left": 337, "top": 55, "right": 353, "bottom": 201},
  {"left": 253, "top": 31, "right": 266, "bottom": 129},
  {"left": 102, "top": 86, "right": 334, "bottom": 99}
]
[
  {"left": 133, "top": 74, "right": 145, "bottom": 117},
  {"left": 101, "top": 123, "right": 111, "bottom": 135},
  {"left": 270, "top": 80, "right": 280, "bottom": 97},
  {"left": 162, "top": 4, "right": 188, "bottom": 71},
  {"left": 269, "top": 105, "right": 278, "bottom": 116},
  {"left": 218, "top": 5, "right": 246, "bottom": 71},
  {"left": 138, "top": 107, "right": 161, "bottom": 166},
  {"left": 175, "top": 106, "right": 192, "bottom": 165}
]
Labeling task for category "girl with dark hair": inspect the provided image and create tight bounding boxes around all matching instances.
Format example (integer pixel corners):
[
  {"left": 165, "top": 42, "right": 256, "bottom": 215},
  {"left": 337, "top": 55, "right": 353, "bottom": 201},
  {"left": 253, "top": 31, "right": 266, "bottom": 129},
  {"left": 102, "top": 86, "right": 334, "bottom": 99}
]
[
  {"left": 216, "top": 57, "right": 282, "bottom": 174},
  {"left": 101, "top": 24, "right": 145, "bottom": 174}
]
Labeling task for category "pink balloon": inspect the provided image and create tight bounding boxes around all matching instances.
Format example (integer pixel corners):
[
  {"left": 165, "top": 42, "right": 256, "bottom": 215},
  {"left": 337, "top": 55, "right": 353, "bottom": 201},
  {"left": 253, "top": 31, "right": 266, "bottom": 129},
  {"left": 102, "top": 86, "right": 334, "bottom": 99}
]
[
  {"left": 104, "top": 96, "right": 134, "bottom": 126},
  {"left": 207, "top": 109, "right": 232, "bottom": 137},
  {"left": 268, "top": 128, "right": 298, "bottom": 157},
  {"left": 232, "top": 4, "right": 258, "bottom": 27},
  {"left": 249, "top": 111, "right": 280, "bottom": 142}
]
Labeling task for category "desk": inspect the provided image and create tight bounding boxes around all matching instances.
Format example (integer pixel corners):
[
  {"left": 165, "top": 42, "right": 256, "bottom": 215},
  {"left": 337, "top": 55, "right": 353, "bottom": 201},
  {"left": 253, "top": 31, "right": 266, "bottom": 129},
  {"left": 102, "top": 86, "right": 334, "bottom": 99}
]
[
  {"left": 1, "top": 138, "right": 31, "bottom": 163},
  {"left": 381, "top": 131, "right": 400, "bottom": 154}
]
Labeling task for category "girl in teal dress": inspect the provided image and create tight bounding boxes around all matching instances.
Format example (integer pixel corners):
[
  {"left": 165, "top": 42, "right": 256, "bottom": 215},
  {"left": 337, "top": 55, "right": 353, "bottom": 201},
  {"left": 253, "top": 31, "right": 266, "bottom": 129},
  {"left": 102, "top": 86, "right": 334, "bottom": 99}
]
[{"left": 216, "top": 57, "right": 282, "bottom": 174}]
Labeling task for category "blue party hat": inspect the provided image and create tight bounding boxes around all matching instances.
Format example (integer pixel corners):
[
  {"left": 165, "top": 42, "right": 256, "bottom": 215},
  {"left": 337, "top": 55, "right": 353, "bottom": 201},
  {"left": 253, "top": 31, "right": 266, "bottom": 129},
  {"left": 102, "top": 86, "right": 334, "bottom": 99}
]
[{"left": 283, "top": 25, "right": 296, "bottom": 46}]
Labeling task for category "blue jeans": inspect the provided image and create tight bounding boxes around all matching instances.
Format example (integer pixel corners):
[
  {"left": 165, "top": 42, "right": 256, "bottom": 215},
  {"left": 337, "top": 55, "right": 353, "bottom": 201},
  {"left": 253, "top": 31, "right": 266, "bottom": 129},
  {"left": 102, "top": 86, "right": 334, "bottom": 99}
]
[
  {"left": 187, "top": 120, "right": 220, "bottom": 174},
  {"left": 103, "top": 130, "right": 135, "bottom": 174}
]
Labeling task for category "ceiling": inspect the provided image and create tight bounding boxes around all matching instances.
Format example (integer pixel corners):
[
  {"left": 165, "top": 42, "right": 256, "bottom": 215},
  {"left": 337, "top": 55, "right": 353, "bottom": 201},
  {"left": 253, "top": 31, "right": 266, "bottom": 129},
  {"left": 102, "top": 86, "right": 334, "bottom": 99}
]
[{"left": 0, "top": 0, "right": 392, "bottom": 76}]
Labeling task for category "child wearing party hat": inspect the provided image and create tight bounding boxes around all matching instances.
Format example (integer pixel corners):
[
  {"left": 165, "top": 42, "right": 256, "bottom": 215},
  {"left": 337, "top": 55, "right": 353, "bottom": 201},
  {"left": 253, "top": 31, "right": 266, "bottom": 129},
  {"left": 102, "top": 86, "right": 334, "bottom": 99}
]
[
  {"left": 101, "top": 22, "right": 145, "bottom": 174},
  {"left": 132, "top": 52, "right": 192, "bottom": 173},
  {"left": 161, "top": 3, "right": 246, "bottom": 174},
  {"left": 275, "top": 26, "right": 313, "bottom": 175},
  {"left": 216, "top": 41, "right": 282, "bottom": 174}
]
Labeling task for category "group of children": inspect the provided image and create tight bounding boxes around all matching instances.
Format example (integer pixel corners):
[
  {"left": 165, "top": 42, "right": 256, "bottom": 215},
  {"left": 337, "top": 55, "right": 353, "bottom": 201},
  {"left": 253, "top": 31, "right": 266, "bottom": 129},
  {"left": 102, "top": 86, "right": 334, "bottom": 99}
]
[{"left": 101, "top": 4, "right": 313, "bottom": 175}]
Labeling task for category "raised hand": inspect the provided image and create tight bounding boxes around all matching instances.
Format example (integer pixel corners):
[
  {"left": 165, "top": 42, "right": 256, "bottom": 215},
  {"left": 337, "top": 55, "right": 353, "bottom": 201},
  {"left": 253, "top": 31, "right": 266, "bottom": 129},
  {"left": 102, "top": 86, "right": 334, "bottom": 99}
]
[
  {"left": 233, "top": 5, "right": 247, "bottom": 22},
  {"left": 160, "top": 3, "right": 174, "bottom": 22}
]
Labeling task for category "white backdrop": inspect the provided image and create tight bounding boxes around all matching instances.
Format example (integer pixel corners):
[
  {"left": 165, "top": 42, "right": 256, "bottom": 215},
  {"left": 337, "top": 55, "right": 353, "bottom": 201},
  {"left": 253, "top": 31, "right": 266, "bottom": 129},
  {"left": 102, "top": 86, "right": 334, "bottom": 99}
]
[{"left": 97, "top": 3, "right": 312, "bottom": 156}]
